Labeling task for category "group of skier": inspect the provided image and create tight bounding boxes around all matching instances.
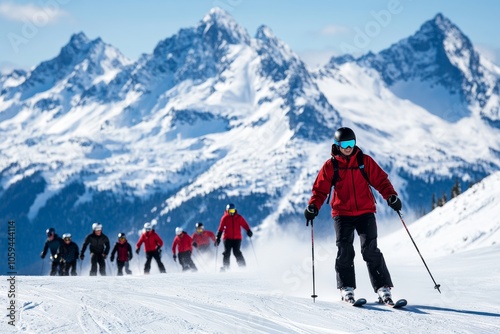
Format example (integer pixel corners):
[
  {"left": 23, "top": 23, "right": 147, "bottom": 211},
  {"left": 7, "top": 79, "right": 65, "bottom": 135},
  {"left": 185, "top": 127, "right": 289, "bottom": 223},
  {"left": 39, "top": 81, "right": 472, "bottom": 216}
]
[
  {"left": 40, "top": 203, "right": 254, "bottom": 276},
  {"left": 41, "top": 125, "right": 405, "bottom": 305}
]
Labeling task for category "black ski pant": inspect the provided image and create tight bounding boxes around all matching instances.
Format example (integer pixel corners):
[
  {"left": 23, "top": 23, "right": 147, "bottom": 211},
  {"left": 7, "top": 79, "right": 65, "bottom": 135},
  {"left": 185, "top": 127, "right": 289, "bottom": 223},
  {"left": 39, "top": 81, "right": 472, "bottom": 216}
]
[
  {"left": 117, "top": 261, "right": 132, "bottom": 275},
  {"left": 50, "top": 259, "right": 63, "bottom": 276},
  {"left": 144, "top": 250, "right": 166, "bottom": 274},
  {"left": 90, "top": 253, "right": 106, "bottom": 276},
  {"left": 117, "top": 261, "right": 125, "bottom": 275},
  {"left": 125, "top": 260, "right": 132, "bottom": 274},
  {"left": 334, "top": 213, "right": 393, "bottom": 292},
  {"left": 222, "top": 239, "right": 246, "bottom": 269},
  {"left": 62, "top": 260, "right": 77, "bottom": 276},
  {"left": 178, "top": 251, "right": 197, "bottom": 271}
]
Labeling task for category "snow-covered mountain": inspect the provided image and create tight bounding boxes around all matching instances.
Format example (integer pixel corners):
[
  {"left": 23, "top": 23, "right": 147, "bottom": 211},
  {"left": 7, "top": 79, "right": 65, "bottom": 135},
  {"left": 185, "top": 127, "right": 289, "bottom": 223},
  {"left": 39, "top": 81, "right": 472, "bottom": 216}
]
[
  {"left": 0, "top": 8, "right": 499, "bottom": 274},
  {"left": 356, "top": 13, "right": 500, "bottom": 124}
]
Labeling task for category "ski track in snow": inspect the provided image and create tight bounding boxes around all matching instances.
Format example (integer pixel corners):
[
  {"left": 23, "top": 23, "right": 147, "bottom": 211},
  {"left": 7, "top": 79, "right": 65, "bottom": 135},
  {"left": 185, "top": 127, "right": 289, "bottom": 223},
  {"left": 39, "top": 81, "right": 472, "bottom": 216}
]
[
  {"left": 3, "top": 243, "right": 500, "bottom": 334},
  {"left": 4, "top": 174, "right": 500, "bottom": 333}
]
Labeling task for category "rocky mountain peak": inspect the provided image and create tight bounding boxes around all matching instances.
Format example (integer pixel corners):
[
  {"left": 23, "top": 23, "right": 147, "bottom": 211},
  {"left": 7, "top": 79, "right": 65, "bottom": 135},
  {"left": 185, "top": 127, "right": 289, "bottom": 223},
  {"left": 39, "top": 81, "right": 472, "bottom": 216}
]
[{"left": 198, "top": 7, "right": 251, "bottom": 46}]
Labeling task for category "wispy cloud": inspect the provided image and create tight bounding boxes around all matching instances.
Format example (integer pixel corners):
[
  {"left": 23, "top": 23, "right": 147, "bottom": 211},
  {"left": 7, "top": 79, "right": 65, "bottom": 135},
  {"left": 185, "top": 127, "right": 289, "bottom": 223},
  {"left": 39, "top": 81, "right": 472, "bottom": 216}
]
[
  {"left": 318, "top": 24, "right": 349, "bottom": 36},
  {"left": 297, "top": 49, "right": 337, "bottom": 69},
  {"left": 0, "top": 2, "right": 68, "bottom": 23},
  {"left": 475, "top": 44, "right": 500, "bottom": 66}
]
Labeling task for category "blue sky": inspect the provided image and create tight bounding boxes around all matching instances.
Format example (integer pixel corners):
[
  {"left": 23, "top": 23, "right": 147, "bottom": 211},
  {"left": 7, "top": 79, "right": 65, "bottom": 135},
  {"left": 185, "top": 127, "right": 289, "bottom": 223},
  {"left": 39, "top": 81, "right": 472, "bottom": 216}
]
[{"left": 1, "top": 0, "right": 500, "bottom": 71}]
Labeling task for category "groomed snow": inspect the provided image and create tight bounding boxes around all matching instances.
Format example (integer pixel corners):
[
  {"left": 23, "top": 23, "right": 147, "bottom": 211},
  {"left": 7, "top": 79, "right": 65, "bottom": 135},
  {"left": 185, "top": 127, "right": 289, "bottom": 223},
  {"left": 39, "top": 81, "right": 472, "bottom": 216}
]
[
  {"left": 3, "top": 172, "right": 500, "bottom": 333},
  {"left": 3, "top": 242, "right": 499, "bottom": 333}
]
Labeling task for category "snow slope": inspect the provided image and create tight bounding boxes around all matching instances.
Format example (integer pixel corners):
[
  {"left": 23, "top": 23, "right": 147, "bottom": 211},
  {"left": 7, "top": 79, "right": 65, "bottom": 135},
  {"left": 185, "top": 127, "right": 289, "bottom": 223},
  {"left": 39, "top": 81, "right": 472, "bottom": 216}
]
[
  {"left": 3, "top": 242, "right": 499, "bottom": 333},
  {"left": 3, "top": 172, "right": 500, "bottom": 333},
  {"left": 383, "top": 171, "right": 500, "bottom": 257}
]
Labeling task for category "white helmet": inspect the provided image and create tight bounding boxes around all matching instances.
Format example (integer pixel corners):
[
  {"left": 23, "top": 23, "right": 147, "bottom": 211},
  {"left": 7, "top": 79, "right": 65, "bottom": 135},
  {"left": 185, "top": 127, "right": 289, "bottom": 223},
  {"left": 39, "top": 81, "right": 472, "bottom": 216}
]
[
  {"left": 175, "top": 227, "right": 183, "bottom": 235},
  {"left": 92, "top": 223, "right": 102, "bottom": 231},
  {"left": 144, "top": 222, "right": 152, "bottom": 231},
  {"left": 62, "top": 233, "right": 72, "bottom": 239}
]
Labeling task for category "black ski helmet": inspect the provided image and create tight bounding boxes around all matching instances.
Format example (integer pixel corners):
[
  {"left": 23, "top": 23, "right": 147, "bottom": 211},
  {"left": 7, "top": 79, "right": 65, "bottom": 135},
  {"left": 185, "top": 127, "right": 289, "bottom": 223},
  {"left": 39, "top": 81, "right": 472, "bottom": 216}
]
[
  {"left": 334, "top": 127, "right": 356, "bottom": 145},
  {"left": 226, "top": 203, "right": 236, "bottom": 211},
  {"left": 46, "top": 227, "right": 55, "bottom": 236},
  {"left": 118, "top": 232, "right": 126, "bottom": 239},
  {"left": 195, "top": 222, "right": 204, "bottom": 229}
]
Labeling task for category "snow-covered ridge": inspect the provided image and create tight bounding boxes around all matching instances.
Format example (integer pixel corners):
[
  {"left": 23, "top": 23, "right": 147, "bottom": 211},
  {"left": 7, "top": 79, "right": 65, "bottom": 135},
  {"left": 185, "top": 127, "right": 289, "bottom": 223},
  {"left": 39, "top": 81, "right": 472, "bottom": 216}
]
[{"left": 382, "top": 171, "right": 500, "bottom": 257}]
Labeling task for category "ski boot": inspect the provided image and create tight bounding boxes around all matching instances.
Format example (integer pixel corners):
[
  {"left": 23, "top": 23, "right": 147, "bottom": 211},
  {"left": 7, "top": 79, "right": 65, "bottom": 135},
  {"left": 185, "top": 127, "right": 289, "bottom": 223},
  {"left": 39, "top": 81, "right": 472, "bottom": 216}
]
[
  {"left": 340, "top": 287, "right": 355, "bottom": 303},
  {"left": 377, "top": 286, "right": 394, "bottom": 306}
]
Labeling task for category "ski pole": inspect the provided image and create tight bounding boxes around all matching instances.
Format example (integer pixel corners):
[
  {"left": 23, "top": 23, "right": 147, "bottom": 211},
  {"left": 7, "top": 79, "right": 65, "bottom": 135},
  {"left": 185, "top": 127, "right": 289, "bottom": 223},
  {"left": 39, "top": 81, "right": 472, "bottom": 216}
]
[
  {"left": 397, "top": 211, "right": 441, "bottom": 293},
  {"left": 249, "top": 238, "right": 259, "bottom": 267},
  {"left": 215, "top": 245, "right": 219, "bottom": 272},
  {"left": 306, "top": 218, "right": 318, "bottom": 302},
  {"left": 107, "top": 259, "right": 114, "bottom": 276},
  {"left": 192, "top": 251, "right": 207, "bottom": 273}
]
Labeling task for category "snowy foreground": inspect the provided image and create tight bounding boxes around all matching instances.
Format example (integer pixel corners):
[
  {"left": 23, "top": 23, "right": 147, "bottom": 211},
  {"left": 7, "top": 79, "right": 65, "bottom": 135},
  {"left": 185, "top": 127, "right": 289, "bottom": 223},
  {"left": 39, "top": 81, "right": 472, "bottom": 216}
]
[
  {"left": 3, "top": 174, "right": 500, "bottom": 333},
  {"left": 3, "top": 238, "right": 500, "bottom": 334}
]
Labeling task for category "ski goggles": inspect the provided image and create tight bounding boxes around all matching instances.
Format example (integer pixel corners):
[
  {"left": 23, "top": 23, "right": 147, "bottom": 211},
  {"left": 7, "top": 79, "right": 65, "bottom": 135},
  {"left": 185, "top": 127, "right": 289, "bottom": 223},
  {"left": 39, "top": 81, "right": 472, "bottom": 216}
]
[
  {"left": 118, "top": 237, "right": 126, "bottom": 241},
  {"left": 228, "top": 208, "right": 236, "bottom": 214},
  {"left": 337, "top": 139, "right": 355, "bottom": 149},
  {"left": 196, "top": 227, "right": 204, "bottom": 232},
  {"left": 63, "top": 237, "right": 71, "bottom": 241}
]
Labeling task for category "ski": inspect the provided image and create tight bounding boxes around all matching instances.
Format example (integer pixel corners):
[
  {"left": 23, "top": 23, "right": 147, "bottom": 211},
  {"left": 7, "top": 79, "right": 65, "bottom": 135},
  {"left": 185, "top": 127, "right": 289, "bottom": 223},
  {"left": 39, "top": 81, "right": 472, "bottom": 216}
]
[
  {"left": 392, "top": 299, "right": 407, "bottom": 309},
  {"left": 343, "top": 298, "right": 367, "bottom": 307},
  {"left": 377, "top": 297, "right": 407, "bottom": 309}
]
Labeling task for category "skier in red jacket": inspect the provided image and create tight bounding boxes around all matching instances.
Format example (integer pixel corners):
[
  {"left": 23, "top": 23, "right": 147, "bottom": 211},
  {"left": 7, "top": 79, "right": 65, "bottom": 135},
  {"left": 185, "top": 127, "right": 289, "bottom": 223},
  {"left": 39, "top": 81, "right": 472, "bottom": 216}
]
[
  {"left": 191, "top": 222, "right": 216, "bottom": 255},
  {"left": 110, "top": 233, "right": 133, "bottom": 276},
  {"left": 171, "top": 227, "right": 197, "bottom": 271},
  {"left": 136, "top": 223, "right": 166, "bottom": 274},
  {"left": 304, "top": 127, "right": 402, "bottom": 305},
  {"left": 216, "top": 203, "right": 253, "bottom": 271}
]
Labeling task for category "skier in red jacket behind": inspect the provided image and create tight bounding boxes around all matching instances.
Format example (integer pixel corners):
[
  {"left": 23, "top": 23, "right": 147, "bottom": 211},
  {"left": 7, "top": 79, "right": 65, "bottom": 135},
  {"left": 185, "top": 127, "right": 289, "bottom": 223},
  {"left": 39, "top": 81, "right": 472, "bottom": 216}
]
[
  {"left": 215, "top": 203, "right": 253, "bottom": 271},
  {"left": 191, "top": 222, "right": 216, "bottom": 255},
  {"left": 171, "top": 227, "right": 197, "bottom": 272},
  {"left": 136, "top": 223, "right": 166, "bottom": 274},
  {"left": 304, "top": 127, "right": 402, "bottom": 305}
]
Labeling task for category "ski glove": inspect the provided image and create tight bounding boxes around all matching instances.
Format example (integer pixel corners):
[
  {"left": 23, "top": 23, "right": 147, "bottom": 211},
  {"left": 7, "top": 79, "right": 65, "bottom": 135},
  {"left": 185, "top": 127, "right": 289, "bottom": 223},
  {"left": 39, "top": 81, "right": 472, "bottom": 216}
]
[
  {"left": 192, "top": 242, "right": 198, "bottom": 248},
  {"left": 40, "top": 252, "right": 45, "bottom": 259},
  {"left": 110, "top": 255, "right": 114, "bottom": 262},
  {"left": 80, "top": 254, "right": 85, "bottom": 260},
  {"left": 135, "top": 248, "right": 140, "bottom": 255},
  {"left": 173, "top": 254, "right": 177, "bottom": 262},
  {"left": 247, "top": 230, "right": 253, "bottom": 238},
  {"left": 387, "top": 195, "right": 402, "bottom": 211},
  {"left": 215, "top": 231, "right": 222, "bottom": 246},
  {"left": 304, "top": 204, "right": 318, "bottom": 222}
]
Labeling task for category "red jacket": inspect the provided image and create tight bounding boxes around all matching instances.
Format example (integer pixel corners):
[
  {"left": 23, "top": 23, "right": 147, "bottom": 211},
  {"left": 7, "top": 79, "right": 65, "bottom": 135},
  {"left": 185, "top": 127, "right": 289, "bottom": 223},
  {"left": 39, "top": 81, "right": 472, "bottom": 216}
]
[
  {"left": 217, "top": 212, "right": 250, "bottom": 240},
  {"left": 171, "top": 232, "right": 193, "bottom": 254},
  {"left": 309, "top": 148, "right": 397, "bottom": 217},
  {"left": 191, "top": 230, "right": 216, "bottom": 247},
  {"left": 136, "top": 230, "right": 163, "bottom": 252},
  {"left": 111, "top": 241, "right": 133, "bottom": 262}
]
